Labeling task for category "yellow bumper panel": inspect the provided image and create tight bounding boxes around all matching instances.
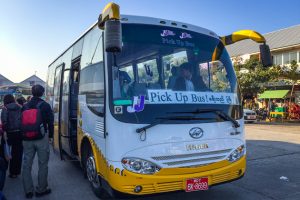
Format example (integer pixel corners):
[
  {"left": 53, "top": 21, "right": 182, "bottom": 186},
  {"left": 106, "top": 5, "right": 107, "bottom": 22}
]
[{"left": 108, "top": 156, "right": 246, "bottom": 195}]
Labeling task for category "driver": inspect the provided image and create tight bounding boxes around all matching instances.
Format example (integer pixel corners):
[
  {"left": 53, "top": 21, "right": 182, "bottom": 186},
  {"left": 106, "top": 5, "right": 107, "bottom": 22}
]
[{"left": 173, "top": 63, "right": 208, "bottom": 91}]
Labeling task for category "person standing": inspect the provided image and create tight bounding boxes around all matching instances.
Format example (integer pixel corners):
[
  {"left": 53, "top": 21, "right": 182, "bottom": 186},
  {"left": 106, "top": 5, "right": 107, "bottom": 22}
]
[
  {"left": 0, "top": 94, "right": 23, "bottom": 178},
  {"left": 21, "top": 85, "right": 54, "bottom": 199},
  {"left": 16, "top": 96, "right": 26, "bottom": 106},
  {"left": 0, "top": 113, "right": 10, "bottom": 200}
]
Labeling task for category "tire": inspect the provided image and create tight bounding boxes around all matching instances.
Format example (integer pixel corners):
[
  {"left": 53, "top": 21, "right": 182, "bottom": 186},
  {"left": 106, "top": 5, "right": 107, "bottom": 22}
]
[{"left": 83, "top": 145, "right": 108, "bottom": 199}]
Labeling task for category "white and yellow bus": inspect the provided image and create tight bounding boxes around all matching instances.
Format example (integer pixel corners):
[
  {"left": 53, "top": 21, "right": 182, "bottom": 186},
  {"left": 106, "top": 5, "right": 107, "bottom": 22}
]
[{"left": 46, "top": 3, "right": 272, "bottom": 198}]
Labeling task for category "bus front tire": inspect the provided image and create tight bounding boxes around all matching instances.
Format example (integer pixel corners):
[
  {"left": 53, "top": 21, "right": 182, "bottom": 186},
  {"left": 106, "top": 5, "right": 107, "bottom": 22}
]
[{"left": 83, "top": 144, "right": 107, "bottom": 198}]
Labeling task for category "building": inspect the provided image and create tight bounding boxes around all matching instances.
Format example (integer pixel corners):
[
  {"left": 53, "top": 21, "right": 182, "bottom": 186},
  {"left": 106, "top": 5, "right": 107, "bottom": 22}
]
[
  {"left": 0, "top": 74, "right": 45, "bottom": 104},
  {"left": 0, "top": 74, "right": 14, "bottom": 86},
  {"left": 226, "top": 24, "right": 300, "bottom": 65},
  {"left": 19, "top": 75, "right": 46, "bottom": 88}
]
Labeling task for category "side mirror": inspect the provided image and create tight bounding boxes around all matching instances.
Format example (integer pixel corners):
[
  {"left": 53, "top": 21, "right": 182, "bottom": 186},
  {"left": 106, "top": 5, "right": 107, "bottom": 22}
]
[
  {"left": 104, "top": 20, "right": 122, "bottom": 53},
  {"left": 259, "top": 44, "right": 272, "bottom": 67}
]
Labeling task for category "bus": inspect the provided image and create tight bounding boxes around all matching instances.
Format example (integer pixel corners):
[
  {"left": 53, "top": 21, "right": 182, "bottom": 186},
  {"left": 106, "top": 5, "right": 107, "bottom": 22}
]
[{"left": 46, "top": 3, "right": 272, "bottom": 198}]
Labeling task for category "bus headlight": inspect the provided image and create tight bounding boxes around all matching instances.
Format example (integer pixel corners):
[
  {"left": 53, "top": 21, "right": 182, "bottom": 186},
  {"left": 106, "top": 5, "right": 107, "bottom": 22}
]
[
  {"left": 121, "top": 158, "right": 160, "bottom": 174},
  {"left": 227, "top": 145, "right": 246, "bottom": 162}
]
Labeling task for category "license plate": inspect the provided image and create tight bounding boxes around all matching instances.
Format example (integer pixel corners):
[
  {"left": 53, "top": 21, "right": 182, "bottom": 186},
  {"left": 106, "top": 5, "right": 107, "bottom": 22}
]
[
  {"left": 248, "top": 116, "right": 256, "bottom": 119},
  {"left": 185, "top": 177, "right": 208, "bottom": 192}
]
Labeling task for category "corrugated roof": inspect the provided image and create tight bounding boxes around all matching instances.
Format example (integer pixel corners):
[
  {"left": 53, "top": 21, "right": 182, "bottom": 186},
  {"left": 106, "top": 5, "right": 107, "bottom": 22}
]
[
  {"left": 19, "top": 75, "right": 45, "bottom": 84},
  {"left": 0, "top": 74, "right": 14, "bottom": 86},
  {"left": 226, "top": 24, "right": 300, "bottom": 57}
]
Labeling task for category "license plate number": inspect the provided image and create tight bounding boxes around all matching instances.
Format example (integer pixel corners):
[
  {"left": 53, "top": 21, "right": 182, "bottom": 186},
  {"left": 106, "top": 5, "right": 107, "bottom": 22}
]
[
  {"left": 248, "top": 116, "right": 255, "bottom": 119},
  {"left": 185, "top": 177, "right": 208, "bottom": 192}
]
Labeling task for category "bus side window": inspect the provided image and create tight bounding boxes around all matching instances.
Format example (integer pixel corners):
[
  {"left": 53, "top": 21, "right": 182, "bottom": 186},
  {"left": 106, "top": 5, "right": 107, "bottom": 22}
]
[{"left": 79, "top": 62, "right": 105, "bottom": 116}]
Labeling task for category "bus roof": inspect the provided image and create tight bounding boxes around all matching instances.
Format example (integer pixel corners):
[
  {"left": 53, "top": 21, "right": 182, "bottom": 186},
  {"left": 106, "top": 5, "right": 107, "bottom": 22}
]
[{"left": 48, "top": 15, "right": 219, "bottom": 67}]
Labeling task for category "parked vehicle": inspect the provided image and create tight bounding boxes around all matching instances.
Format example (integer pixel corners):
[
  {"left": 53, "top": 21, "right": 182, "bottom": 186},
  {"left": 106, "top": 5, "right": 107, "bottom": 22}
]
[{"left": 244, "top": 109, "right": 257, "bottom": 123}]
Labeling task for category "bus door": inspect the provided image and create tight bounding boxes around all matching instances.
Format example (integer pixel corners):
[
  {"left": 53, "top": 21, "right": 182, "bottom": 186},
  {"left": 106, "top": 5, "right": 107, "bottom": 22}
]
[
  {"left": 58, "top": 59, "right": 80, "bottom": 158},
  {"left": 59, "top": 68, "right": 73, "bottom": 157},
  {"left": 53, "top": 63, "right": 65, "bottom": 160},
  {"left": 68, "top": 59, "right": 80, "bottom": 155}
]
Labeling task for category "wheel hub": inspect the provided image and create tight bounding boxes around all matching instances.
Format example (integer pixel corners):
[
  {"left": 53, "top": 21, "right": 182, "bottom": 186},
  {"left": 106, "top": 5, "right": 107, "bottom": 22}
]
[{"left": 86, "top": 156, "right": 98, "bottom": 185}]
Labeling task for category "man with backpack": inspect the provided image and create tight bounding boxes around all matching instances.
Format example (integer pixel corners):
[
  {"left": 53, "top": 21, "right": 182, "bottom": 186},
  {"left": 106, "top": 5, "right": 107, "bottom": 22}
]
[{"left": 21, "top": 85, "right": 54, "bottom": 199}]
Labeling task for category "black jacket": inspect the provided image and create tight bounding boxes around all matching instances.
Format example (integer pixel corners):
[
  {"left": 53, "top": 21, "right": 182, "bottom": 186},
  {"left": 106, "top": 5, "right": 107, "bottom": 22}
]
[
  {"left": 22, "top": 97, "right": 54, "bottom": 138},
  {"left": 173, "top": 76, "right": 209, "bottom": 91},
  {"left": 1, "top": 103, "right": 22, "bottom": 132}
]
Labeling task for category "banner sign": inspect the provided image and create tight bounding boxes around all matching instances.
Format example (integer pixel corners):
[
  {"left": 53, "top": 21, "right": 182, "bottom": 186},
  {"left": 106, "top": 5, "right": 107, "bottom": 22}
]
[{"left": 147, "top": 90, "right": 239, "bottom": 105}]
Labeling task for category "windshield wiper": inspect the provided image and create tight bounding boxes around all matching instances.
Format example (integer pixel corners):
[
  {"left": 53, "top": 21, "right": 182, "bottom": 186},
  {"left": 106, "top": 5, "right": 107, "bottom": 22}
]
[
  {"left": 136, "top": 115, "right": 213, "bottom": 133},
  {"left": 136, "top": 118, "right": 166, "bottom": 134},
  {"left": 170, "top": 109, "right": 240, "bottom": 128}
]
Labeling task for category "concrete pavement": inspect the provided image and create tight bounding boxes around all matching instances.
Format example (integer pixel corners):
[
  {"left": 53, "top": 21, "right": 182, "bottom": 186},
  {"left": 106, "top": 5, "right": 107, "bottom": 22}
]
[{"left": 3, "top": 124, "right": 300, "bottom": 200}]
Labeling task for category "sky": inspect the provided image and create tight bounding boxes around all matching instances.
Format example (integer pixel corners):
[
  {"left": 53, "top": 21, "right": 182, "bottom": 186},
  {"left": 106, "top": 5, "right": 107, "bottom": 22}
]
[{"left": 0, "top": 0, "right": 300, "bottom": 83}]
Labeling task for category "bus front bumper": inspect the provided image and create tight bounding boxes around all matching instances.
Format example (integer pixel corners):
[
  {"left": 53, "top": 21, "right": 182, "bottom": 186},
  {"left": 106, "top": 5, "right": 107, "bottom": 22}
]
[{"left": 107, "top": 156, "right": 246, "bottom": 195}]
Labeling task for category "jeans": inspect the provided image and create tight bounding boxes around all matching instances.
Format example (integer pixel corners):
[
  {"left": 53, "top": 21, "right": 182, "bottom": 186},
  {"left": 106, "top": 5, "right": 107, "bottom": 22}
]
[
  {"left": 7, "top": 132, "right": 23, "bottom": 176},
  {"left": 22, "top": 135, "right": 50, "bottom": 194},
  {"left": 0, "top": 169, "right": 6, "bottom": 191}
]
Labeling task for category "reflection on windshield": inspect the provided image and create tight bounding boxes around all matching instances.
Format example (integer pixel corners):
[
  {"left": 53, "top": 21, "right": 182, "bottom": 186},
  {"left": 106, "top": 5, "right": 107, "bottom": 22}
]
[{"left": 112, "top": 24, "right": 238, "bottom": 105}]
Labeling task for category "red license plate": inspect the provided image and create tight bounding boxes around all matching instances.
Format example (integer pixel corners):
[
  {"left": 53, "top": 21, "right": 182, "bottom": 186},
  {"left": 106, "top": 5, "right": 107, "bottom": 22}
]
[{"left": 185, "top": 177, "right": 209, "bottom": 192}]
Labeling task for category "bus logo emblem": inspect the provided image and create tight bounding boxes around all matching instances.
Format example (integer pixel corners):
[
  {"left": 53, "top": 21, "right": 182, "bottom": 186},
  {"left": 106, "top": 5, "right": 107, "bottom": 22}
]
[{"left": 189, "top": 127, "right": 204, "bottom": 139}]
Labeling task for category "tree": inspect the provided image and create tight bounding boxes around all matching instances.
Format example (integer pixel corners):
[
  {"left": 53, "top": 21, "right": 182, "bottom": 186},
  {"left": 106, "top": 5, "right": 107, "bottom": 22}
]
[
  {"left": 279, "top": 60, "right": 300, "bottom": 104},
  {"left": 234, "top": 57, "right": 280, "bottom": 100}
]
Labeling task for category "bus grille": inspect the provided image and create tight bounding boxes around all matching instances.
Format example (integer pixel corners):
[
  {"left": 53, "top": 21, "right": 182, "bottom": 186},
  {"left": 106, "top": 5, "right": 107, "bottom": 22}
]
[
  {"left": 162, "top": 156, "right": 226, "bottom": 166},
  {"left": 156, "top": 181, "right": 183, "bottom": 192},
  {"left": 151, "top": 149, "right": 232, "bottom": 167},
  {"left": 122, "top": 182, "right": 182, "bottom": 194},
  {"left": 121, "top": 170, "right": 241, "bottom": 194},
  {"left": 212, "top": 170, "right": 241, "bottom": 184}
]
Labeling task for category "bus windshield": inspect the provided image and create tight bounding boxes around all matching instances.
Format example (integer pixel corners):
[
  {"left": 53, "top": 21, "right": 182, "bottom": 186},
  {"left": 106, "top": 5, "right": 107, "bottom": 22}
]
[{"left": 108, "top": 24, "right": 242, "bottom": 124}]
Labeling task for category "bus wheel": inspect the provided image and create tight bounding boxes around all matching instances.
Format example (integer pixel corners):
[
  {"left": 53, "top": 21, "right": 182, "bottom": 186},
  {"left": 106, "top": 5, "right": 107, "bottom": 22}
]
[{"left": 85, "top": 147, "right": 104, "bottom": 198}]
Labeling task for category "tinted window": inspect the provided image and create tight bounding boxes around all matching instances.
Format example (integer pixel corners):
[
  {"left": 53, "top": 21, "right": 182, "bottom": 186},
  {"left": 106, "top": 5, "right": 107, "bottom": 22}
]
[
  {"left": 72, "top": 39, "right": 84, "bottom": 60},
  {"left": 53, "top": 64, "right": 64, "bottom": 120},
  {"left": 108, "top": 24, "right": 242, "bottom": 124},
  {"left": 79, "top": 62, "right": 104, "bottom": 116},
  {"left": 81, "top": 27, "right": 103, "bottom": 69}
]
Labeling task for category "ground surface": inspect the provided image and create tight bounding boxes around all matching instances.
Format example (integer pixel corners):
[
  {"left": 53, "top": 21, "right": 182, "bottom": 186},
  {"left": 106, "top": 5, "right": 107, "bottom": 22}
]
[{"left": 3, "top": 123, "right": 300, "bottom": 200}]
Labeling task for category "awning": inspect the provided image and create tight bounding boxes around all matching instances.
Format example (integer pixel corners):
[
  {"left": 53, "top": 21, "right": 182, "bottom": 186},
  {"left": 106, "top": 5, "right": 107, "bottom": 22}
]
[{"left": 258, "top": 90, "right": 290, "bottom": 99}]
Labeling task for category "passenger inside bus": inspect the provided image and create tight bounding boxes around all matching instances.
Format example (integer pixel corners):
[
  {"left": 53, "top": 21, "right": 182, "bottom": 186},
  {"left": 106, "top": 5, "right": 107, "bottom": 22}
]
[
  {"left": 167, "top": 67, "right": 178, "bottom": 89},
  {"left": 173, "top": 63, "right": 208, "bottom": 91},
  {"left": 119, "top": 70, "right": 133, "bottom": 98}
]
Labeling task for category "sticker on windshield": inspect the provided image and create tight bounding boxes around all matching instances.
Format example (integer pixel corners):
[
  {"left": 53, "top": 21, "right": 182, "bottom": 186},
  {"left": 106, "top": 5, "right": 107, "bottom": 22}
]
[
  {"left": 114, "top": 106, "right": 123, "bottom": 114},
  {"left": 147, "top": 90, "right": 239, "bottom": 105},
  {"left": 180, "top": 32, "right": 192, "bottom": 39},
  {"left": 113, "top": 99, "right": 132, "bottom": 106},
  {"left": 161, "top": 30, "right": 176, "bottom": 37},
  {"left": 127, "top": 95, "right": 145, "bottom": 113}
]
